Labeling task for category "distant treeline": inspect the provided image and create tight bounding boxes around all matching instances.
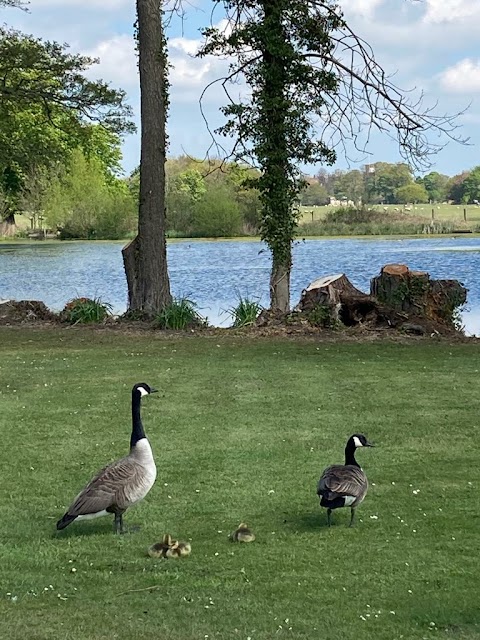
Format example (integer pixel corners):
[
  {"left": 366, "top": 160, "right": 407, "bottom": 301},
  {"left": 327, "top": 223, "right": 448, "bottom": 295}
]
[
  {"left": 7, "top": 154, "right": 480, "bottom": 240},
  {"left": 301, "top": 162, "right": 480, "bottom": 207}
]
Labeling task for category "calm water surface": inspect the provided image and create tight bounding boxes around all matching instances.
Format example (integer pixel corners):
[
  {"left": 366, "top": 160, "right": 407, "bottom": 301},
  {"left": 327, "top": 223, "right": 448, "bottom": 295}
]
[{"left": 1, "top": 237, "right": 479, "bottom": 333}]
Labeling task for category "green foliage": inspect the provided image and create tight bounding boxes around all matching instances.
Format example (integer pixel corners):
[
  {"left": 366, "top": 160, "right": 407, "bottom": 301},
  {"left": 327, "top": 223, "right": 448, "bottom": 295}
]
[
  {"left": 370, "top": 162, "right": 413, "bottom": 203},
  {"left": 61, "top": 297, "right": 112, "bottom": 324},
  {"left": 332, "top": 169, "right": 365, "bottom": 203},
  {"left": 0, "top": 26, "right": 133, "bottom": 220},
  {"left": 129, "top": 157, "right": 261, "bottom": 237},
  {"left": 446, "top": 171, "right": 469, "bottom": 204},
  {"left": 418, "top": 171, "right": 449, "bottom": 203},
  {"left": 395, "top": 182, "right": 429, "bottom": 204},
  {"left": 300, "top": 182, "right": 330, "bottom": 206},
  {"left": 41, "top": 150, "right": 136, "bottom": 239},
  {"left": 300, "top": 206, "right": 457, "bottom": 236},
  {"left": 227, "top": 296, "right": 263, "bottom": 327},
  {"left": 154, "top": 297, "right": 207, "bottom": 330},
  {"left": 192, "top": 182, "right": 243, "bottom": 237},
  {"left": 200, "top": 0, "right": 343, "bottom": 298},
  {"left": 460, "top": 166, "right": 480, "bottom": 204},
  {"left": 324, "top": 205, "right": 382, "bottom": 224},
  {"left": 307, "top": 303, "right": 341, "bottom": 328}
]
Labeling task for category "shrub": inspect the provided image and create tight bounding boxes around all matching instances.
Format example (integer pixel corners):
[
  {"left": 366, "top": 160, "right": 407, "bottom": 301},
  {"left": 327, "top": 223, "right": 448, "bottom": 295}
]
[
  {"left": 154, "top": 298, "right": 207, "bottom": 330},
  {"left": 61, "top": 297, "right": 112, "bottom": 324},
  {"left": 228, "top": 296, "right": 263, "bottom": 327}
]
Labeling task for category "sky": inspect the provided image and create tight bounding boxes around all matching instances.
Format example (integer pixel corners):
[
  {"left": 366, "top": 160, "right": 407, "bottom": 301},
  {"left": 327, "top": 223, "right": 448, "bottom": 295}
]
[{"left": 4, "top": 0, "right": 480, "bottom": 177}]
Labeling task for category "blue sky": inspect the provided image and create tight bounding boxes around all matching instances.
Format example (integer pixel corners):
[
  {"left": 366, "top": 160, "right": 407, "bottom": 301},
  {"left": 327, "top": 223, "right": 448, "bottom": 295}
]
[{"left": 5, "top": 0, "right": 480, "bottom": 177}]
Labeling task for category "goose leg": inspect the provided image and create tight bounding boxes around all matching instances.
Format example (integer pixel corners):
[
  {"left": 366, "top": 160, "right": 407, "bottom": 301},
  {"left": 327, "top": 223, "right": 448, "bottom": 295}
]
[
  {"left": 327, "top": 508, "right": 332, "bottom": 527},
  {"left": 114, "top": 512, "right": 124, "bottom": 535},
  {"left": 349, "top": 507, "right": 356, "bottom": 528}
]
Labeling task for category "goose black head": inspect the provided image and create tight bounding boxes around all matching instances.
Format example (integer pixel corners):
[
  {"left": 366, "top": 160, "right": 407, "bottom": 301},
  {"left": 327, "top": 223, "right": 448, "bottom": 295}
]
[
  {"left": 350, "top": 434, "right": 374, "bottom": 448},
  {"left": 133, "top": 382, "right": 158, "bottom": 397}
]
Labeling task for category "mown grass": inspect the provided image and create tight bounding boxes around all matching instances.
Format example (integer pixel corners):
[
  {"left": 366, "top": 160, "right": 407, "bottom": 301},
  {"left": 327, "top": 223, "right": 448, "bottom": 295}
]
[{"left": 1, "top": 328, "right": 479, "bottom": 640}]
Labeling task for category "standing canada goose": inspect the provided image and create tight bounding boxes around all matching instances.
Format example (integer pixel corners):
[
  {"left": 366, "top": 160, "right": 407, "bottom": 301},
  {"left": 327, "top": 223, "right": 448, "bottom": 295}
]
[
  {"left": 317, "top": 434, "right": 374, "bottom": 527},
  {"left": 56, "top": 382, "right": 157, "bottom": 534}
]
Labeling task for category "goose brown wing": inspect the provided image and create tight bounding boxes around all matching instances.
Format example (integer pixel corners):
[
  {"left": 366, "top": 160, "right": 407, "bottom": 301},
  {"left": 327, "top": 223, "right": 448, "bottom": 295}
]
[
  {"left": 66, "top": 457, "right": 140, "bottom": 516},
  {"left": 318, "top": 464, "right": 367, "bottom": 498}
]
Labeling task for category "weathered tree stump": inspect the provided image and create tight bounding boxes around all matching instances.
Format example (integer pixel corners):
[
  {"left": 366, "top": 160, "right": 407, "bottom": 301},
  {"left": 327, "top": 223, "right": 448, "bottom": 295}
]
[
  {"left": 370, "top": 264, "right": 430, "bottom": 314},
  {"left": 370, "top": 263, "right": 467, "bottom": 326},
  {"left": 295, "top": 265, "right": 467, "bottom": 331},
  {"left": 294, "top": 274, "right": 390, "bottom": 327}
]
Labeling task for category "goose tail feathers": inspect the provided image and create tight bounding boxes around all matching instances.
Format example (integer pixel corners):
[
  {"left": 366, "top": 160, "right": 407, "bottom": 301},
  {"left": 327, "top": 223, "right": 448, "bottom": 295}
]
[{"left": 56, "top": 513, "right": 77, "bottom": 530}]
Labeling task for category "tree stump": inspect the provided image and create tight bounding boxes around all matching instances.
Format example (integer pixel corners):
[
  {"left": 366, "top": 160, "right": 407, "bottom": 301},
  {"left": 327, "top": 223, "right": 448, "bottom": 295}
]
[
  {"left": 370, "top": 264, "right": 467, "bottom": 326},
  {"left": 370, "top": 264, "right": 430, "bottom": 314},
  {"left": 295, "top": 265, "right": 467, "bottom": 331},
  {"left": 294, "top": 274, "right": 384, "bottom": 326}
]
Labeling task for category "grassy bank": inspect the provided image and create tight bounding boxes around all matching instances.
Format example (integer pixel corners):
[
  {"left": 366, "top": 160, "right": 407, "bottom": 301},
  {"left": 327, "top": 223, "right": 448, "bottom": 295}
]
[
  {"left": 298, "top": 205, "right": 480, "bottom": 236},
  {"left": 1, "top": 328, "right": 479, "bottom": 639}
]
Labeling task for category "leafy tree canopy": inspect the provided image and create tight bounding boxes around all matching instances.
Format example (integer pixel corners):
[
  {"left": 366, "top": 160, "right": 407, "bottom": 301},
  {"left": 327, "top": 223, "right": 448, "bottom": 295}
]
[
  {"left": 395, "top": 182, "right": 428, "bottom": 204},
  {"left": 0, "top": 27, "right": 134, "bottom": 218}
]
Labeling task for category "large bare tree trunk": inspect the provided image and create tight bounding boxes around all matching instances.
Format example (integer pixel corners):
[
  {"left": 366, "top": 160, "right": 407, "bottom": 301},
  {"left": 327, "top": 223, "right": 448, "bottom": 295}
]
[{"left": 122, "top": 0, "right": 172, "bottom": 315}]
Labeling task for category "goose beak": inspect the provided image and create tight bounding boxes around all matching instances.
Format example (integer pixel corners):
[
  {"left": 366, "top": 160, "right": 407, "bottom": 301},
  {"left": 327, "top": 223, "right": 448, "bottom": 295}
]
[
  {"left": 366, "top": 441, "right": 375, "bottom": 447},
  {"left": 150, "top": 388, "right": 158, "bottom": 394}
]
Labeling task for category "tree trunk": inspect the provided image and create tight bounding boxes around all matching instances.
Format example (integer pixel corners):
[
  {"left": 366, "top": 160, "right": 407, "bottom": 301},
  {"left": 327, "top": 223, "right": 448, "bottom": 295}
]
[
  {"left": 270, "top": 254, "right": 291, "bottom": 313},
  {"left": 122, "top": 0, "right": 171, "bottom": 315}
]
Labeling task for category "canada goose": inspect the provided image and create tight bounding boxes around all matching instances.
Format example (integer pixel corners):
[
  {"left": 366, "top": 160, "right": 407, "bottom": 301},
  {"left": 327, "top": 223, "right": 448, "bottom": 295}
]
[
  {"left": 56, "top": 382, "right": 157, "bottom": 534},
  {"left": 148, "top": 534, "right": 191, "bottom": 559},
  {"left": 317, "top": 434, "right": 374, "bottom": 527},
  {"left": 230, "top": 523, "right": 256, "bottom": 543}
]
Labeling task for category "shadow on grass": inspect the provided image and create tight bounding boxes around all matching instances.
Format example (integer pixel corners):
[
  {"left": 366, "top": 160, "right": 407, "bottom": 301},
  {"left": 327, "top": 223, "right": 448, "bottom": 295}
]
[
  {"left": 51, "top": 519, "right": 144, "bottom": 538},
  {"left": 281, "top": 509, "right": 360, "bottom": 531},
  {"left": 280, "top": 510, "right": 327, "bottom": 532}
]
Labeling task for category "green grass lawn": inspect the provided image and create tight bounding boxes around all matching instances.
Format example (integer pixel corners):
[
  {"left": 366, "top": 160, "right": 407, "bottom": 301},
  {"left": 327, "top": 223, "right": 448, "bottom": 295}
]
[{"left": 1, "top": 328, "right": 479, "bottom": 639}]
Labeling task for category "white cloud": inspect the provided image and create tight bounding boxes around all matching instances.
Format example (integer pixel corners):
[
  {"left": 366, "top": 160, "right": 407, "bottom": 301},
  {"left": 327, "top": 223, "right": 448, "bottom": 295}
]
[
  {"left": 85, "top": 35, "right": 138, "bottom": 88},
  {"left": 340, "top": 0, "right": 385, "bottom": 18},
  {"left": 439, "top": 58, "right": 480, "bottom": 94},
  {"left": 423, "top": 0, "right": 480, "bottom": 24}
]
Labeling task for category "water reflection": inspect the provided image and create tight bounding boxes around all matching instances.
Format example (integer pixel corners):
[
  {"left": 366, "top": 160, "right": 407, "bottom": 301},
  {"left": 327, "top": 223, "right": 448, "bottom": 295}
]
[{"left": 1, "top": 237, "right": 479, "bottom": 333}]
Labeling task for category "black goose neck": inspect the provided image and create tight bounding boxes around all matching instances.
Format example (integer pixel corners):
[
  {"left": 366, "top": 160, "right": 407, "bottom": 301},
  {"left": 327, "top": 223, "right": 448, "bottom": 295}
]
[
  {"left": 344, "top": 440, "right": 359, "bottom": 467},
  {"left": 131, "top": 390, "right": 146, "bottom": 449}
]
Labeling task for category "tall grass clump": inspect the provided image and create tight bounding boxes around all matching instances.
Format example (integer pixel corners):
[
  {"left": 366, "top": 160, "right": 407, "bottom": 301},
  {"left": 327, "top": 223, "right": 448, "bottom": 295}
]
[
  {"left": 227, "top": 296, "right": 263, "bottom": 327},
  {"left": 154, "top": 297, "right": 207, "bottom": 330},
  {"left": 61, "top": 297, "right": 112, "bottom": 324}
]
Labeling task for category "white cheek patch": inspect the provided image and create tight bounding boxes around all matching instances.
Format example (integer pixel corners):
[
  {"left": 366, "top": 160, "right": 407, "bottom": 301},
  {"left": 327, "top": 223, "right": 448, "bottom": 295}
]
[
  {"left": 353, "top": 436, "right": 363, "bottom": 448},
  {"left": 139, "top": 387, "right": 149, "bottom": 397},
  {"left": 344, "top": 496, "right": 356, "bottom": 506}
]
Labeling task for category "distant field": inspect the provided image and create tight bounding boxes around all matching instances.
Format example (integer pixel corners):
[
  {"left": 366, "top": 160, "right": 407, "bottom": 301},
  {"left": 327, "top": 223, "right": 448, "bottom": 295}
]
[{"left": 299, "top": 204, "right": 480, "bottom": 225}]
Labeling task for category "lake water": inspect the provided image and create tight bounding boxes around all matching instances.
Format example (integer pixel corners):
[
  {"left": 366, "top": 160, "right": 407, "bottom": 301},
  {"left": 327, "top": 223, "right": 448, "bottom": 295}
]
[{"left": 1, "top": 237, "right": 480, "bottom": 334}]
